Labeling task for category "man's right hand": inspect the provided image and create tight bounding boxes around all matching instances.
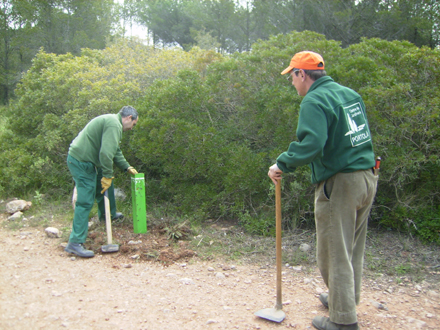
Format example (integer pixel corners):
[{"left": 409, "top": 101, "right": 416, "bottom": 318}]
[
  {"left": 268, "top": 163, "right": 283, "bottom": 185},
  {"left": 101, "top": 177, "right": 113, "bottom": 194}
]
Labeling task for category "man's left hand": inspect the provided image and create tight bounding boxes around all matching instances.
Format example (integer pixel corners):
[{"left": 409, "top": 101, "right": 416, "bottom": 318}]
[
  {"left": 268, "top": 164, "right": 283, "bottom": 185},
  {"left": 101, "top": 177, "right": 113, "bottom": 194},
  {"left": 127, "top": 166, "right": 138, "bottom": 175}
]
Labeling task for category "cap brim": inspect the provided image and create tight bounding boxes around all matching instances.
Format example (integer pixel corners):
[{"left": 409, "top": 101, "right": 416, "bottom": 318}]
[{"left": 281, "top": 66, "right": 293, "bottom": 75}]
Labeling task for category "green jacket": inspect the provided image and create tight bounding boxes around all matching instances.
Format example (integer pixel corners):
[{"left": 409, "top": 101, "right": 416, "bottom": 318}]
[
  {"left": 277, "top": 76, "right": 375, "bottom": 184},
  {"left": 68, "top": 113, "right": 130, "bottom": 178}
]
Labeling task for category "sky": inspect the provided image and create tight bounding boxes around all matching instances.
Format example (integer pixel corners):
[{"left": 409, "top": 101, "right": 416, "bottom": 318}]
[
  {"left": 115, "top": 0, "right": 149, "bottom": 41},
  {"left": 115, "top": 0, "right": 251, "bottom": 41}
]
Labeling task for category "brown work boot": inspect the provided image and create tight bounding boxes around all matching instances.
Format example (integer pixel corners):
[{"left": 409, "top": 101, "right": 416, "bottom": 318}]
[
  {"left": 319, "top": 292, "right": 329, "bottom": 308},
  {"left": 312, "top": 316, "right": 359, "bottom": 330}
]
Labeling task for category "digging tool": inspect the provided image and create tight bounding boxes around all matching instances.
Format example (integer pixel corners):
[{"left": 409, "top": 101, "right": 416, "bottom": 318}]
[
  {"left": 255, "top": 179, "right": 286, "bottom": 323},
  {"left": 101, "top": 190, "right": 119, "bottom": 253}
]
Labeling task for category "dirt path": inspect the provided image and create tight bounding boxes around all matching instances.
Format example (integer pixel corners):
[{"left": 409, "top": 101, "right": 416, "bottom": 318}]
[{"left": 1, "top": 226, "right": 439, "bottom": 330}]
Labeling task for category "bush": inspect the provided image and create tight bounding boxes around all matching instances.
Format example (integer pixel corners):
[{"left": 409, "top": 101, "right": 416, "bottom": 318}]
[{"left": 1, "top": 32, "right": 439, "bottom": 242}]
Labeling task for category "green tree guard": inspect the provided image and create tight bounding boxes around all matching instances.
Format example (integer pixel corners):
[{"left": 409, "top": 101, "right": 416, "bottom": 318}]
[{"left": 131, "top": 173, "right": 147, "bottom": 233}]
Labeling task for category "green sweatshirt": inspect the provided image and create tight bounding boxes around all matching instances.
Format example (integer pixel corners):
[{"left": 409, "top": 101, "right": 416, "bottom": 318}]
[
  {"left": 277, "top": 76, "right": 375, "bottom": 184},
  {"left": 68, "top": 113, "right": 130, "bottom": 178}
]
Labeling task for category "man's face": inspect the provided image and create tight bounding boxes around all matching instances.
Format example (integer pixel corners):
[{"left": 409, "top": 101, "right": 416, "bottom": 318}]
[
  {"left": 290, "top": 69, "right": 307, "bottom": 96},
  {"left": 122, "top": 115, "right": 138, "bottom": 131}
]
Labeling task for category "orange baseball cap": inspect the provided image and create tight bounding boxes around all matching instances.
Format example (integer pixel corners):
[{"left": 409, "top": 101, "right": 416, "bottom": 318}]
[{"left": 281, "top": 51, "right": 325, "bottom": 74}]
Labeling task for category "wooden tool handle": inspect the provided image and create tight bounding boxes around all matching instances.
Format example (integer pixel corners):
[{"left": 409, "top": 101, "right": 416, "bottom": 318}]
[
  {"left": 275, "top": 180, "right": 282, "bottom": 309},
  {"left": 104, "top": 190, "right": 112, "bottom": 245}
]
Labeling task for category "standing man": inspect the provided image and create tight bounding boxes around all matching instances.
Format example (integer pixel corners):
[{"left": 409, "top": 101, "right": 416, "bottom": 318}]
[
  {"left": 268, "top": 51, "right": 378, "bottom": 330},
  {"left": 66, "top": 106, "right": 139, "bottom": 258}
]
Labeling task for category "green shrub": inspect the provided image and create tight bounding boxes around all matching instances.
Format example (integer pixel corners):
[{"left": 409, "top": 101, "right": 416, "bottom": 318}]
[{"left": 1, "top": 32, "right": 439, "bottom": 242}]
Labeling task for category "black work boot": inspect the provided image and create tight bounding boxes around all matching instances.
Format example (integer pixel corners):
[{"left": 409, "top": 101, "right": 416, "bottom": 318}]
[
  {"left": 319, "top": 292, "right": 329, "bottom": 308},
  {"left": 100, "top": 212, "right": 124, "bottom": 222},
  {"left": 112, "top": 212, "right": 124, "bottom": 220},
  {"left": 65, "top": 242, "right": 94, "bottom": 258},
  {"left": 312, "top": 316, "right": 359, "bottom": 330}
]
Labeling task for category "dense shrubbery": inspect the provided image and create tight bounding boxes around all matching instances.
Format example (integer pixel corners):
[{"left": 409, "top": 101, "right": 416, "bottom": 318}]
[{"left": 1, "top": 32, "right": 439, "bottom": 242}]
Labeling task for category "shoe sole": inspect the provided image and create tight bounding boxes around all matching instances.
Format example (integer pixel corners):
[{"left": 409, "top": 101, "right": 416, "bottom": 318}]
[{"left": 65, "top": 248, "right": 94, "bottom": 258}]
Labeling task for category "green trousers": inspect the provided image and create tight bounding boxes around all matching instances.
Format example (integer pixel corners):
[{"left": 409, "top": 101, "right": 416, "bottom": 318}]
[
  {"left": 67, "top": 154, "right": 117, "bottom": 243},
  {"left": 314, "top": 169, "right": 378, "bottom": 325}
]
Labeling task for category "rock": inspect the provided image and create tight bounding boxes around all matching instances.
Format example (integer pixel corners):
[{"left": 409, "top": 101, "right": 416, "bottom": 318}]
[
  {"left": 315, "top": 287, "right": 324, "bottom": 294},
  {"left": 8, "top": 212, "right": 23, "bottom": 221},
  {"left": 299, "top": 243, "right": 311, "bottom": 252},
  {"left": 45, "top": 227, "right": 61, "bottom": 238},
  {"left": 215, "top": 272, "right": 225, "bottom": 278},
  {"left": 371, "top": 300, "right": 388, "bottom": 311},
  {"left": 179, "top": 278, "right": 195, "bottom": 285},
  {"left": 114, "top": 188, "right": 126, "bottom": 201},
  {"left": 207, "top": 267, "right": 215, "bottom": 272},
  {"left": 6, "top": 200, "right": 32, "bottom": 214},
  {"left": 406, "top": 317, "right": 427, "bottom": 328},
  {"left": 128, "top": 240, "right": 142, "bottom": 245},
  {"left": 427, "top": 290, "right": 439, "bottom": 298},
  {"left": 292, "top": 266, "right": 303, "bottom": 272},
  {"left": 88, "top": 217, "right": 99, "bottom": 230},
  {"left": 52, "top": 291, "right": 62, "bottom": 297}
]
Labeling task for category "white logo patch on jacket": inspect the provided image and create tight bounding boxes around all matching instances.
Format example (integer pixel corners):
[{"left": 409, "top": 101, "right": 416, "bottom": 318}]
[{"left": 343, "top": 102, "right": 371, "bottom": 147}]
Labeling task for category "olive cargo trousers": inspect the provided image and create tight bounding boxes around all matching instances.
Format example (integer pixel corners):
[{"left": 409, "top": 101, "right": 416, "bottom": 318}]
[{"left": 315, "top": 169, "right": 378, "bottom": 325}]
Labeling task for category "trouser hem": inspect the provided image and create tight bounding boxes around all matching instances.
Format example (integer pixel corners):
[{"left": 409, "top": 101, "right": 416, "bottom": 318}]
[{"left": 329, "top": 309, "right": 357, "bottom": 325}]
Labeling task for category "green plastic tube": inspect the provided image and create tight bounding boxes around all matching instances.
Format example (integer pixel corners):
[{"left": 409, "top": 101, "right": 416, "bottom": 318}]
[{"left": 131, "top": 173, "right": 147, "bottom": 233}]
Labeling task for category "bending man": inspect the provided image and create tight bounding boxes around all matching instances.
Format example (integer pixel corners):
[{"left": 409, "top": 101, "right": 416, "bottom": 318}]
[{"left": 66, "top": 106, "right": 139, "bottom": 258}]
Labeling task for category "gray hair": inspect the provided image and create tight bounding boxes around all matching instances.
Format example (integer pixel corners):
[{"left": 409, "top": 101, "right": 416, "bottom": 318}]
[
  {"left": 303, "top": 69, "right": 327, "bottom": 81},
  {"left": 119, "top": 106, "right": 138, "bottom": 120}
]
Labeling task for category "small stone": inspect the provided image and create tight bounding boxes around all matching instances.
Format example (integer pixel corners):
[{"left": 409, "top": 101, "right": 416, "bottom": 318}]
[
  {"left": 299, "top": 243, "right": 311, "bottom": 252},
  {"left": 371, "top": 300, "right": 388, "bottom": 311},
  {"left": 207, "top": 267, "right": 215, "bottom": 272},
  {"left": 8, "top": 212, "right": 23, "bottom": 221},
  {"left": 206, "top": 319, "right": 217, "bottom": 324},
  {"left": 45, "top": 227, "right": 61, "bottom": 238},
  {"left": 215, "top": 272, "right": 225, "bottom": 278},
  {"left": 179, "top": 278, "right": 195, "bottom": 285}
]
